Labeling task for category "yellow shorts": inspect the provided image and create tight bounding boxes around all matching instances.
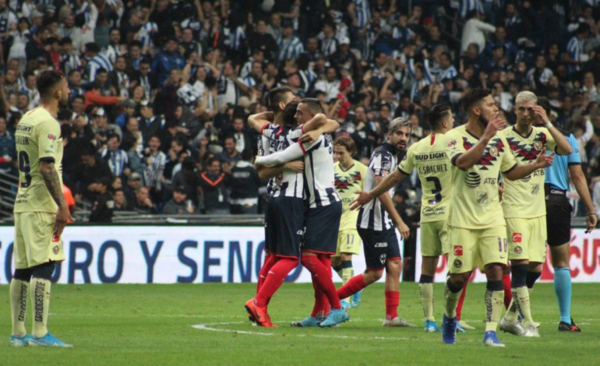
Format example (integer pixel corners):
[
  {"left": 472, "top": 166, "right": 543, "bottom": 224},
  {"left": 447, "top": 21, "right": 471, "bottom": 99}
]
[
  {"left": 14, "top": 212, "right": 65, "bottom": 269},
  {"left": 334, "top": 229, "right": 361, "bottom": 257},
  {"left": 420, "top": 221, "right": 447, "bottom": 257},
  {"left": 447, "top": 225, "right": 508, "bottom": 274},
  {"left": 506, "top": 216, "right": 547, "bottom": 263}
]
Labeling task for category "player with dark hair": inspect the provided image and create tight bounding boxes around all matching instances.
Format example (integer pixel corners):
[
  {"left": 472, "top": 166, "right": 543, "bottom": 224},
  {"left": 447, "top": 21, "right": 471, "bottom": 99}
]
[
  {"left": 340, "top": 118, "right": 415, "bottom": 327},
  {"left": 534, "top": 97, "right": 596, "bottom": 332},
  {"left": 440, "top": 89, "right": 553, "bottom": 347},
  {"left": 254, "top": 98, "right": 349, "bottom": 327},
  {"left": 352, "top": 105, "right": 454, "bottom": 331},
  {"left": 332, "top": 136, "right": 367, "bottom": 308},
  {"left": 10, "top": 70, "right": 73, "bottom": 347},
  {"left": 497, "top": 91, "right": 572, "bottom": 338}
]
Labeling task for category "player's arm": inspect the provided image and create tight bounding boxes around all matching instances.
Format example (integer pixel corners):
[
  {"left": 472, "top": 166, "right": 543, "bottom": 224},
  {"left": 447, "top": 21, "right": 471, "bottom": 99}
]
[
  {"left": 569, "top": 163, "right": 597, "bottom": 233},
  {"left": 454, "top": 117, "right": 505, "bottom": 170},
  {"left": 375, "top": 175, "right": 410, "bottom": 239},
  {"left": 256, "top": 161, "right": 304, "bottom": 180},
  {"left": 533, "top": 105, "right": 572, "bottom": 155},
  {"left": 350, "top": 168, "right": 408, "bottom": 210},
  {"left": 300, "top": 115, "right": 340, "bottom": 144},
  {"left": 40, "top": 160, "right": 70, "bottom": 236},
  {"left": 247, "top": 112, "right": 274, "bottom": 132},
  {"left": 255, "top": 141, "right": 306, "bottom": 167},
  {"left": 504, "top": 147, "right": 554, "bottom": 181}
]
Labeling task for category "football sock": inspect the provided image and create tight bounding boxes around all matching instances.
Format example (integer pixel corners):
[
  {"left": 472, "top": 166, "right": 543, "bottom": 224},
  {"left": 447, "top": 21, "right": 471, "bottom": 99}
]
[
  {"left": 554, "top": 267, "right": 572, "bottom": 324},
  {"left": 485, "top": 280, "right": 504, "bottom": 332},
  {"left": 502, "top": 273, "right": 512, "bottom": 309},
  {"left": 337, "top": 274, "right": 367, "bottom": 299},
  {"left": 10, "top": 279, "right": 28, "bottom": 337},
  {"left": 301, "top": 254, "right": 342, "bottom": 310},
  {"left": 255, "top": 258, "right": 299, "bottom": 307},
  {"left": 257, "top": 254, "right": 277, "bottom": 294},
  {"left": 341, "top": 260, "right": 354, "bottom": 302},
  {"left": 419, "top": 275, "right": 435, "bottom": 321},
  {"left": 310, "top": 276, "right": 329, "bottom": 318},
  {"left": 507, "top": 265, "right": 534, "bottom": 326},
  {"left": 526, "top": 271, "right": 541, "bottom": 290},
  {"left": 444, "top": 278, "right": 462, "bottom": 318},
  {"left": 30, "top": 278, "right": 51, "bottom": 338},
  {"left": 385, "top": 291, "right": 399, "bottom": 320},
  {"left": 455, "top": 280, "right": 468, "bottom": 321}
]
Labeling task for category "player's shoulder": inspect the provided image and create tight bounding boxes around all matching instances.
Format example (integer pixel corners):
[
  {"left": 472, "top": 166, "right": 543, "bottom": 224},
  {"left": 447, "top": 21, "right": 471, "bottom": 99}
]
[
  {"left": 334, "top": 161, "right": 341, "bottom": 170},
  {"left": 354, "top": 160, "right": 368, "bottom": 170},
  {"left": 445, "top": 125, "right": 466, "bottom": 139}
]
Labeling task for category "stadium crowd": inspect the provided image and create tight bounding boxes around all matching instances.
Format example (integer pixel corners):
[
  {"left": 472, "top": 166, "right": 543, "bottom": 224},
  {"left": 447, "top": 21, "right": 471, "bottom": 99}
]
[{"left": 0, "top": 0, "right": 599, "bottom": 223}]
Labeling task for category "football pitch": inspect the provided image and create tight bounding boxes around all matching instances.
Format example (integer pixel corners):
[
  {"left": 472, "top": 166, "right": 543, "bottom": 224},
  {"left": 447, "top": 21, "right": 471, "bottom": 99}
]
[{"left": 1, "top": 282, "right": 598, "bottom": 366}]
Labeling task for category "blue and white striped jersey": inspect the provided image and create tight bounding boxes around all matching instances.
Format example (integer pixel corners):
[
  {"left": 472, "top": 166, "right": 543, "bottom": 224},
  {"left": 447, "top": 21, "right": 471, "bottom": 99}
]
[
  {"left": 101, "top": 148, "right": 129, "bottom": 177},
  {"left": 567, "top": 36, "right": 587, "bottom": 73},
  {"left": 357, "top": 143, "right": 399, "bottom": 231},
  {"left": 352, "top": 0, "right": 371, "bottom": 28},
  {"left": 300, "top": 133, "right": 340, "bottom": 208},
  {"left": 277, "top": 36, "right": 305, "bottom": 63},
  {"left": 87, "top": 53, "right": 113, "bottom": 82}
]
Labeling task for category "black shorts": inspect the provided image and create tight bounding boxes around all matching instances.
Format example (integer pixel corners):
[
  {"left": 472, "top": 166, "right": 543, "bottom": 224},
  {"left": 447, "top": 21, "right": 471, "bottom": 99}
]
[
  {"left": 265, "top": 196, "right": 306, "bottom": 258},
  {"left": 358, "top": 228, "right": 401, "bottom": 271},
  {"left": 545, "top": 192, "right": 572, "bottom": 246},
  {"left": 302, "top": 201, "right": 342, "bottom": 255}
]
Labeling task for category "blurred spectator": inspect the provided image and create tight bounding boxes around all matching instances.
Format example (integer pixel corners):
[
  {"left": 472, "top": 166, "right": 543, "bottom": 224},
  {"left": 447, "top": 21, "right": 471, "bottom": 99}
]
[
  {"left": 72, "top": 148, "right": 112, "bottom": 203},
  {"left": 0, "top": 117, "right": 15, "bottom": 173},
  {"left": 89, "top": 177, "right": 115, "bottom": 223},
  {"left": 99, "top": 134, "right": 130, "bottom": 178},
  {"left": 172, "top": 157, "right": 203, "bottom": 208},
  {"left": 199, "top": 157, "right": 230, "bottom": 214},
  {"left": 143, "top": 135, "right": 167, "bottom": 204},
  {"left": 132, "top": 186, "right": 158, "bottom": 214},
  {"left": 123, "top": 172, "right": 142, "bottom": 206},
  {"left": 113, "top": 189, "right": 128, "bottom": 212},
  {"left": 163, "top": 186, "right": 198, "bottom": 215}
]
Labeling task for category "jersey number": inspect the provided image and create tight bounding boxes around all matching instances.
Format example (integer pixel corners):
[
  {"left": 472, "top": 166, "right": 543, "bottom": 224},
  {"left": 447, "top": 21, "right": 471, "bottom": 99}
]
[
  {"left": 426, "top": 177, "right": 443, "bottom": 203},
  {"left": 18, "top": 151, "right": 32, "bottom": 188}
]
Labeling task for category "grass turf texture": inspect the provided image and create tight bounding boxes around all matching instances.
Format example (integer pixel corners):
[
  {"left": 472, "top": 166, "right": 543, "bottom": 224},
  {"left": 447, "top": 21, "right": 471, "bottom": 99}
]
[{"left": 1, "top": 283, "right": 598, "bottom": 366}]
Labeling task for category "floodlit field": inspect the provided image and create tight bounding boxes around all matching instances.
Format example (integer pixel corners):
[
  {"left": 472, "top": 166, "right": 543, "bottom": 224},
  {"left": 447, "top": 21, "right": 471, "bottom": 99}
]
[{"left": 1, "top": 283, "right": 598, "bottom": 366}]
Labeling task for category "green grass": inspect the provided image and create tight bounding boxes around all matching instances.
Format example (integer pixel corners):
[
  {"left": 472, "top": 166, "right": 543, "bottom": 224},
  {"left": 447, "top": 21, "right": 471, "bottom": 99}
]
[{"left": 1, "top": 283, "right": 598, "bottom": 366}]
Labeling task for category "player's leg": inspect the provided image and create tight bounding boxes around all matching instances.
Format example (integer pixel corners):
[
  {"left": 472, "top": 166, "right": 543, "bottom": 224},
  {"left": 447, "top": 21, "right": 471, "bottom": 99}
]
[
  {"left": 257, "top": 253, "right": 277, "bottom": 294},
  {"left": 10, "top": 213, "right": 34, "bottom": 346},
  {"left": 341, "top": 230, "right": 362, "bottom": 307},
  {"left": 420, "top": 256, "right": 437, "bottom": 327},
  {"left": 550, "top": 243, "right": 580, "bottom": 331},
  {"left": 502, "top": 265, "right": 512, "bottom": 309}
]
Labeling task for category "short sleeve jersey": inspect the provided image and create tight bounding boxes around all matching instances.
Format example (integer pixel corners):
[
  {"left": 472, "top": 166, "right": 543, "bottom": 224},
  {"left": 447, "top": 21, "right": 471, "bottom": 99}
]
[
  {"left": 545, "top": 133, "right": 580, "bottom": 191},
  {"left": 445, "top": 125, "right": 517, "bottom": 229},
  {"left": 499, "top": 126, "right": 557, "bottom": 218},
  {"left": 334, "top": 160, "right": 367, "bottom": 231},
  {"left": 398, "top": 133, "right": 452, "bottom": 223},
  {"left": 14, "top": 107, "right": 64, "bottom": 213}
]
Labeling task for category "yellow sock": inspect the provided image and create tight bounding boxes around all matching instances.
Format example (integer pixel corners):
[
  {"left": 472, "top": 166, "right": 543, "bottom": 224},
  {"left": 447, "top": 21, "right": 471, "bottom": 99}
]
[
  {"left": 419, "top": 283, "right": 435, "bottom": 321},
  {"left": 30, "top": 278, "right": 51, "bottom": 338},
  {"left": 505, "top": 294, "right": 519, "bottom": 322},
  {"left": 515, "top": 286, "right": 533, "bottom": 327},
  {"left": 341, "top": 261, "right": 353, "bottom": 303},
  {"left": 444, "top": 284, "right": 461, "bottom": 318},
  {"left": 485, "top": 290, "right": 504, "bottom": 332},
  {"left": 10, "top": 279, "right": 29, "bottom": 337}
]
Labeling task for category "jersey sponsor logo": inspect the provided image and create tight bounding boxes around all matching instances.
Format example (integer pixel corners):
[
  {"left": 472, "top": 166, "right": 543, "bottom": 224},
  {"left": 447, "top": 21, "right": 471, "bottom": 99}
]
[
  {"left": 512, "top": 232, "right": 522, "bottom": 243},
  {"left": 16, "top": 136, "right": 29, "bottom": 145},
  {"left": 52, "top": 233, "right": 60, "bottom": 242},
  {"left": 48, "top": 134, "right": 56, "bottom": 141},
  {"left": 453, "top": 259, "right": 462, "bottom": 269},
  {"left": 477, "top": 192, "right": 489, "bottom": 204},
  {"left": 374, "top": 242, "right": 388, "bottom": 248},
  {"left": 453, "top": 245, "right": 463, "bottom": 256},
  {"left": 531, "top": 183, "right": 540, "bottom": 195},
  {"left": 16, "top": 125, "right": 33, "bottom": 133},
  {"left": 296, "top": 230, "right": 304, "bottom": 235},
  {"left": 422, "top": 206, "right": 446, "bottom": 216},
  {"left": 465, "top": 172, "right": 481, "bottom": 188}
]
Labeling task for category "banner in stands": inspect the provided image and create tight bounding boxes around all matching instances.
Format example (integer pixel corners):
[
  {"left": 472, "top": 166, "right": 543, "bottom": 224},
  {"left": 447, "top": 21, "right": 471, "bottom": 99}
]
[
  {"left": 0, "top": 226, "right": 403, "bottom": 284},
  {"left": 415, "top": 228, "right": 600, "bottom": 283}
]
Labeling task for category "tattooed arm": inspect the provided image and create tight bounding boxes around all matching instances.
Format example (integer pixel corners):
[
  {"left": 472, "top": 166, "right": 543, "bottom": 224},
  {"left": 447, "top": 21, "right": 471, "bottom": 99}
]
[{"left": 40, "top": 160, "right": 71, "bottom": 236}]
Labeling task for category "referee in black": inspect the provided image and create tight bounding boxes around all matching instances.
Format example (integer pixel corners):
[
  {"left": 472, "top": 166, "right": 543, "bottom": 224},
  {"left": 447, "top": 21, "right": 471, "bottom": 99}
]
[{"left": 535, "top": 97, "right": 596, "bottom": 332}]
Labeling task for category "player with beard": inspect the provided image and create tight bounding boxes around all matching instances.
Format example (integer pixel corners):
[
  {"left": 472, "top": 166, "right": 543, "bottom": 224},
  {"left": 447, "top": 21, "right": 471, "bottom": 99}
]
[
  {"left": 534, "top": 97, "right": 596, "bottom": 332},
  {"left": 339, "top": 118, "right": 415, "bottom": 327},
  {"left": 246, "top": 95, "right": 340, "bottom": 327},
  {"left": 254, "top": 98, "right": 350, "bottom": 327},
  {"left": 10, "top": 70, "right": 74, "bottom": 347},
  {"left": 440, "top": 89, "right": 554, "bottom": 347},
  {"left": 497, "top": 91, "right": 572, "bottom": 338},
  {"left": 351, "top": 104, "right": 454, "bottom": 332}
]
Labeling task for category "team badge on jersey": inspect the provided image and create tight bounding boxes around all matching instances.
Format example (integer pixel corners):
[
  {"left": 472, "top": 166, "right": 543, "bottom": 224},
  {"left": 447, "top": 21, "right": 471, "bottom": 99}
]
[
  {"left": 514, "top": 246, "right": 523, "bottom": 254},
  {"left": 534, "top": 141, "right": 543, "bottom": 151},
  {"left": 52, "top": 246, "right": 59, "bottom": 254},
  {"left": 453, "top": 259, "right": 462, "bottom": 269}
]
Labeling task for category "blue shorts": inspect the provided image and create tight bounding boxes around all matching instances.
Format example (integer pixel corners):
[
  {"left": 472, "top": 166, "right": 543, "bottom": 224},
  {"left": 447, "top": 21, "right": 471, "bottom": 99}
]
[
  {"left": 302, "top": 201, "right": 342, "bottom": 255},
  {"left": 265, "top": 196, "right": 306, "bottom": 258},
  {"left": 358, "top": 228, "right": 401, "bottom": 271}
]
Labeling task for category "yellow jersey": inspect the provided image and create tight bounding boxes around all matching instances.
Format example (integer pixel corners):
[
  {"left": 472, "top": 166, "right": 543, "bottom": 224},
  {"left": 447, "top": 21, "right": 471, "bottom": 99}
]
[
  {"left": 398, "top": 133, "right": 452, "bottom": 223},
  {"left": 499, "top": 126, "right": 556, "bottom": 218},
  {"left": 14, "top": 107, "right": 63, "bottom": 213},
  {"left": 446, "top": 125, "right": 517, "bottom": 229},
  {"left": 334, "top": 160, "right": 367, "bottom": 231}
]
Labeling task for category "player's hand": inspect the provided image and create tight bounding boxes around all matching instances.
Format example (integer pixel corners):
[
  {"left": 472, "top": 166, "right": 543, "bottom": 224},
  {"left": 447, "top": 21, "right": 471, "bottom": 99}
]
[
  {"left": 396, "top": 220, "right": 410, "bottom": 239},
  {"left": 535, "top": 147, "right": 554, "bottom": 168},
  {"left": 532, "top": 105, "right": 550, "bottom": 124},
  {"left": 284, "top": 160, "right": 304, "bottom": 173},
  {"left": 585, "top": 213, "right": 597, "bottom": 233},
  {"left": 54, "top": 205, "right": 71, "bottom": 237},
  {"left": 350, "top": 191, "right": 373, "bottom": 211},
  {"left": 299, "top": 130, "right": 321, "bottom": 144},
  {"left": 483, "top": 114, "right": 506, "bottom": 140}
]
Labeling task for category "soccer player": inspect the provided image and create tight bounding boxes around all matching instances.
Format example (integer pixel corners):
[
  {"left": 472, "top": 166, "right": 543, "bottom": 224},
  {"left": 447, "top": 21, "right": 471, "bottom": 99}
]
[
  {"left": 497, "top": 91, "right": 573, "bottom": 337},
  {"left": 352, "top": 104, "right": 454, "bottom": 332},
  {"left": 255, "top": 98, "right": 349, "bottom": 328},
  {"left": 340, "top": 118, "right": 415, "bottom": 327},
  {"left": 534, "top": 97, "right": 596, "bottom": 332},
  {"left": 440, "top": 89, "right": 553, "bottom": 347},
  {"left": 10, "top": 70, "right": 73, "bottom": 347},
  {"left": 332, "top": 136, "right": 367, "bottom": 308}
]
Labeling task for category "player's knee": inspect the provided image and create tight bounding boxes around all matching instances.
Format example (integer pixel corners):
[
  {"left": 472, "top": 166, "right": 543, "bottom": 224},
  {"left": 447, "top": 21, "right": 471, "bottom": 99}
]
[
  {"left": 31, "top": 261, "right": 56, "bottom": 280},
  {"left": 450, "top": 273, "right": 469, "bottom": 288},
  {"left": 13, "top": 268, "right": 33, "bottom": 281},
  {"left": 386, "top": 259, "right": 402, "bottom": 274},
  {"left": 484, "top": 263, "right": 504, "bottom": 280},
  {"left": 364, "top": 270, "right": 383, "bottom": 283},
  {"left": 340, "top": 253, "right": 352, "bottom": 261}
]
